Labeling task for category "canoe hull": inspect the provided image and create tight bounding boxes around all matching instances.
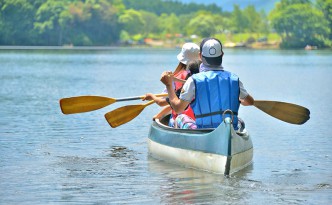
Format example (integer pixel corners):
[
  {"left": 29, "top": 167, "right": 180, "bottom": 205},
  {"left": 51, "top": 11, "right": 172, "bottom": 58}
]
[{"left": 147, "top": 117, "right": 253, "bottom": 175}]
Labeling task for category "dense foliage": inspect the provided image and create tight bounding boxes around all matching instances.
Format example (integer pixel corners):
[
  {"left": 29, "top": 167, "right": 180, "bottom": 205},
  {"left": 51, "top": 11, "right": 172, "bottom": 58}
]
[
  {"left": 269, "top": 0, "right": 331, "bottom": 48},
  {"left": 122, "top": 0, "right": 222, "bottom": 16},
  {"left": 0, "top": 0, "right": 331, "bottom": 48}
]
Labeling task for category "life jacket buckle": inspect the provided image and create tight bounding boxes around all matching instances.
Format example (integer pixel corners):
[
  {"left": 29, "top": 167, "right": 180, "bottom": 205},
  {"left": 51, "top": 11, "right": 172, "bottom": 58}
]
[{"left": 222, "top": 109, "right": 234, "bottom": 124}]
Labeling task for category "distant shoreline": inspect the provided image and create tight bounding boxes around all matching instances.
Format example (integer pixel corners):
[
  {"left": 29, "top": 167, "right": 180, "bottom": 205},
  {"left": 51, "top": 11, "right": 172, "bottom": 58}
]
[
  {"left": 0, "top": 44, "right": 326, "bottom": 50},
  {"left": 0, "top": 44, "right": 280, "bottom": 50},
  {"left": 0, "top": 46, "right": 127, "bottom": 50}
]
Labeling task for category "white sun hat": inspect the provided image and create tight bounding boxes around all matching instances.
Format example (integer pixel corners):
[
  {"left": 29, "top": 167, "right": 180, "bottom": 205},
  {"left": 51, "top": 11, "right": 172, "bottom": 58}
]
[{"left": 177, "top": 42, "right": 200, "bottom": 65}]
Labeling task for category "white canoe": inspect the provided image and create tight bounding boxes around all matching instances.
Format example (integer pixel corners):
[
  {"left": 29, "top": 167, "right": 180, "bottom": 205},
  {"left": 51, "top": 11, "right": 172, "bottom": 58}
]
[{"left": 147, "top": 114, "right": 253, "bottom": 175}]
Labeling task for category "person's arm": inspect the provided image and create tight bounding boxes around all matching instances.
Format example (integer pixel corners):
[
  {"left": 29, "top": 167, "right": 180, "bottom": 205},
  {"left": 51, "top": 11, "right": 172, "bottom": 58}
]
[
  {"left": 173, "top": 77, "right": 186, "bottom": 84},
  {"left": 160, "top": 71, "right": 189, "bottom": 114},
  {"left": 153, "top": 105, "right": 172, "bottom": 120},
  {"left": 143, "top": 93, "right": 168, "bottom": 107},
  {"left": 239, "top": 80, "right": 254, "bottom": 106}
]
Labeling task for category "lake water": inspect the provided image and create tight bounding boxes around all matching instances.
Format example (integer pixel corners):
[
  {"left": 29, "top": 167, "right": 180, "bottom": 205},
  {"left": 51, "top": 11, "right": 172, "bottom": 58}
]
[{"left": 0, "top": 47, "right": 331, "bottom": 204}]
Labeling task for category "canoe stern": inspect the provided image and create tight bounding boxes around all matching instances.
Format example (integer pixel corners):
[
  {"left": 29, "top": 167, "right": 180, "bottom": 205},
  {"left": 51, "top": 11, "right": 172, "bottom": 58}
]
[{"left": 148, "top": 118, "right": 253, "bottom": 175}]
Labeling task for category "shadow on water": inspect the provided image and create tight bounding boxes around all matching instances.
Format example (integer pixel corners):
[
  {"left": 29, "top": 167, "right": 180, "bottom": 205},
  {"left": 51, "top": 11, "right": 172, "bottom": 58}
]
[
  {"left": 57, "top": 145, "right": 138, "bottom": 177},
  {"left": 105, "top": 145, "right": 138, "bottom": 159},
  {"left": 54, "top": 145, "right": 142, "bottom": 202}
]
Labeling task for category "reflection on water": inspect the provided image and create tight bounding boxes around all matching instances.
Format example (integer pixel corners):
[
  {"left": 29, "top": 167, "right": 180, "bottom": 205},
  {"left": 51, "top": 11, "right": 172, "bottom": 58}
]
[
  {"left": 147, "top": 156, "right": 258, "bottom": 204},
  {"left": 0, "top": 48, "right": 331, "bottom": 204}
]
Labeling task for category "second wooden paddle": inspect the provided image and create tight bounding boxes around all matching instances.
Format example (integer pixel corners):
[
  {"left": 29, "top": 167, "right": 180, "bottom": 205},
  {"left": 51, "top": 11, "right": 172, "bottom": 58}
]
[
  {"left": 105, "top": 100, "right": 156, "bottom": 128},
  {"left": 60, "top": 93, "right": 167, "bottom": 114}
]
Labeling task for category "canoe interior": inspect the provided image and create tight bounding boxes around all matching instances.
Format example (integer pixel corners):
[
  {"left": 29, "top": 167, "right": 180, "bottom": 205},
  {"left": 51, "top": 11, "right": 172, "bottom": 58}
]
[{"left": 156, "top": 114, "right": 215, "bottom": 134}]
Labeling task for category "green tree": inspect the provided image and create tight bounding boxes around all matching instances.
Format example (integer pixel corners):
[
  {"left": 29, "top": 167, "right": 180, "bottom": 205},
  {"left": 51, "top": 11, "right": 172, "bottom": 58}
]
[
  {"left": 122, "top": 0, "right": 222, "bottom": 16},
  {"left": 258, "top": 10, "right": 270, "bottom": 35},
  {"left": 158, "top": 13, "right": 180, "bottom": 35},
  {"left": 231, "top": 5, "right": 248, "bottom": 33},
  {"left": 119, "top": 9, "right": 145, "bottom": 35},
  {"left": 119, "top": 30, "right": 131, "bottom": 43},
  {"left": 177, "top": 13, "right": 196, "bottom": 34},
  {"left": 140, "top": 10, "right": 160, "bottom": 36},
  {"left": 270, "top": 0, "right": 330, "bottom": 48},
  {"left": 243, "top": 5, "right": 261, "bottom": 33},
  {"left": 76, "top": 0, "right": 122, "bottom": 45},
  {"left": 34, "top": 0, "right": 122, "bottom": 46},
  {"left": 213, "top": 14, "right": 226, "bottom": 35},
  {"left": 0, "top": 0, "right": 42, "bottom": 45},
  {"left": 34, "top": 0, "right": 70, "bottom": 45},
  {"left": 186, "top": 12, "right": 216, "bottom": 37},
  {"left": 316, "top": 0, "right": 332, "bottom": 40}
]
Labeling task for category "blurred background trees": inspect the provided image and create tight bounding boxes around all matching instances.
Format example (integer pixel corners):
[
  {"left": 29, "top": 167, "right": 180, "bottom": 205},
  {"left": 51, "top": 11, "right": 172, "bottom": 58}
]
[
  {"left": 0, "top": 0, "right": 331, "bottom": 48},
  {"left": 269, "top": 0, "right": 330, "bottom": 48}
]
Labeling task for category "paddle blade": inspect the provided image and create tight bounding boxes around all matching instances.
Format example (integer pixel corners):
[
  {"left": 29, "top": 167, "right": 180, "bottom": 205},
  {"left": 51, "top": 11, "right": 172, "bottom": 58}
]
[
  {"left": 254, "top": 100, "right": 310, "bottom": 125},
  {"left": 60, "top": 96, "right": 116, "bottom": 114},
  {"left": 105, "top": 104, "right": 145, "bottom": 128}
]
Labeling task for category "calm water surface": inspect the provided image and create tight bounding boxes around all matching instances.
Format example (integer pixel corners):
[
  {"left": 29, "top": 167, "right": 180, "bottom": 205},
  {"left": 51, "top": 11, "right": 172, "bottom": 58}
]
[{"left": 0, "top": 47, "right": 331, "bottom": 204}]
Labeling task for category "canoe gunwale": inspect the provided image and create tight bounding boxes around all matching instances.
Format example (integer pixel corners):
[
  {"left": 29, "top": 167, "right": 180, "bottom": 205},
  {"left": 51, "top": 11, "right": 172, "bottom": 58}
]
[{"left": 154, "top": 118, "right": 251, "bottom": 141}]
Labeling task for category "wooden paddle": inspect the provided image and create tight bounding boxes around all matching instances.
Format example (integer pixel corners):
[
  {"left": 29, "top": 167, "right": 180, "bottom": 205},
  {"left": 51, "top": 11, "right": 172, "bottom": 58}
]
[
  {"left": 254, "top": 100, "right": 310, "bottom": 125},
  {"left": 60, "top": 93, "right": 167, "bottom": 114},
  {"left": 105, "top": 100, "right": 156, "bottom": 128}
]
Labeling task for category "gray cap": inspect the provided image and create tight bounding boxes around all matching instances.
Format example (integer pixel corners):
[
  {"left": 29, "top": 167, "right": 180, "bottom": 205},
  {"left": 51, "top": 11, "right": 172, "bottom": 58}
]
[{"left": 200, "top": 38, "right": 223, "bottom": 66}]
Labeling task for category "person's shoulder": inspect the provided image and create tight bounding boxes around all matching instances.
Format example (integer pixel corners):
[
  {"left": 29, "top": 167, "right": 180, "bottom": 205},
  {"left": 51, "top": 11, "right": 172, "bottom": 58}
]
[
  {"left": 183, "top": 76, "right": 195, "bottom": 87},
  {"left": 222, "top": 69, "right": 239, "bottom": 78},
  {"left": 185, "top": 76, "right": 195, "bottom": 83},
  {"left": 190, "top": 72, "right": 203, "bottom": 80}
]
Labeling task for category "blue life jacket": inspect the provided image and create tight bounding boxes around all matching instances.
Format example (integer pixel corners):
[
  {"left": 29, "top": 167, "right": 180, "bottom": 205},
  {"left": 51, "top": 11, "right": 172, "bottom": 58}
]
[{"left": 190, "top": 70, "right": 240, "bottom": 129}]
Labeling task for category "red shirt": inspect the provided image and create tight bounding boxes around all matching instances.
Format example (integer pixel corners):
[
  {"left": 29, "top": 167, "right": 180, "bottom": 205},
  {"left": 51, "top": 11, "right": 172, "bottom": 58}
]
[{"left": 171, "top": 70, "right": 195, "bottom": 120}]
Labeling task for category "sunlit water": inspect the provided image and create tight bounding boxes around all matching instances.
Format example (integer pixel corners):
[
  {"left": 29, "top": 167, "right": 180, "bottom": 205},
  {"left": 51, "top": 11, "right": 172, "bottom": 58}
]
[{"left": 0, "top": 47, "right": 331, "bottom": 204}]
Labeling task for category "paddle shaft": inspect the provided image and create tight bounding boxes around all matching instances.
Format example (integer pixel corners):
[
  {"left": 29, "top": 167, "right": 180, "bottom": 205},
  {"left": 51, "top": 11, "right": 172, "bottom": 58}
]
[
  {"left": 143, "top": 100, "right": 156, "bottom": 107},
  {"left": 115, "top": 93, "right": 167, "bottom": 102}
]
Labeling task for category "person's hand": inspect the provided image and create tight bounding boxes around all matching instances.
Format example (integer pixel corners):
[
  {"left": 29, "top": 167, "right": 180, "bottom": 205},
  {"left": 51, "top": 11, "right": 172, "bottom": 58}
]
[
  {"left": 160, "top": 71, "right": 173, "bottom": 87},
  {"left": 143, "top": 93, "right": 155, "bottom": 101}
]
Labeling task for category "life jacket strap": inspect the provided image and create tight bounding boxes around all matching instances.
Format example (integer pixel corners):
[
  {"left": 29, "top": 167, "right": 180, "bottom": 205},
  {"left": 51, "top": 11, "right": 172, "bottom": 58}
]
[{"left": 195, "top": 110, "right": 238, "bottom": 118}]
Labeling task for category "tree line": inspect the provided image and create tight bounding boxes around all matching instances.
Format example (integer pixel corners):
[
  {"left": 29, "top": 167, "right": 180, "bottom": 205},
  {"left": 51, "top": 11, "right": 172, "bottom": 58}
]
[{"left": 0, "top": 0, "right": 331, "bottom": 48}]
